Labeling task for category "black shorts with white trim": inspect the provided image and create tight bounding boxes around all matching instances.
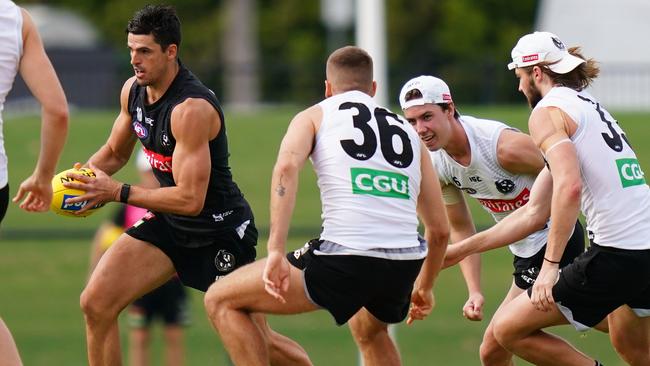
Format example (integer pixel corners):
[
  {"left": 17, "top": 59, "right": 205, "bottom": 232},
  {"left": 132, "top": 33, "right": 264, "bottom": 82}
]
[
  {"left": 541, "top": 241, "right": 650, "bottom": 330},
  {"left": 513, "top": 220, "right": 585, "bottom": 289},
  {"left": 288, "top": 239, "right": 424, "bottom": 325},
  {"left": 126, "top": 212, "right": 257, "bottom": 292}
]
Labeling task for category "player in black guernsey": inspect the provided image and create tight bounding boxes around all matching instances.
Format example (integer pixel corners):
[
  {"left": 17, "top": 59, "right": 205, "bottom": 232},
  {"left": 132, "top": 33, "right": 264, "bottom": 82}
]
[
  {"left": 64, "top": 5, "right": 311, "bottom": 366},
  {"left": 126, "top": 61, "right": 253, "bottom": 241}
]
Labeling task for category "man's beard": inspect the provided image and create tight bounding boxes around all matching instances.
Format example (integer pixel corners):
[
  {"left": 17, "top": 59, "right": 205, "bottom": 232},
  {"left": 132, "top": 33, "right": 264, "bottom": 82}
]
[{"left": 526, "top": 78, "right": 543, "bottom": 108}]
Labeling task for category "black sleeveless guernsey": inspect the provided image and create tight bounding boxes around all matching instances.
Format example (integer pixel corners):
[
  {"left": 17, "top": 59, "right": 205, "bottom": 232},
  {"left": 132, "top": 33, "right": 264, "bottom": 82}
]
[{"left": 127, "top": 61, "right": 253, "bottom": 247}]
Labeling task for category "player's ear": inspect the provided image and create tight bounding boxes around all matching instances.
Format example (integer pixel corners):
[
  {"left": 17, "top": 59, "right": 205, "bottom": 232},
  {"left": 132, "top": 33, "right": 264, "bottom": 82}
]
[
  {"left": 448, "top": 102, "right": 456, "bottom": 117},
  {"left": 325, "top": 80, "right": 333, "bottom": 98},
  {"left": 166, "top": 43, "right": 178, "bottom": 60},
  {"left": 532, "top": 65, "right": 543, "bottom": 81},
  {"left": 369, "top": 81, "right": 377, "bottom": 97}
]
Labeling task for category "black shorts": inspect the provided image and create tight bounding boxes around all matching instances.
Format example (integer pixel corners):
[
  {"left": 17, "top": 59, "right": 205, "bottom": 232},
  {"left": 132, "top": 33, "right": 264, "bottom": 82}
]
[
  {"left": 0, "top": 183, "right": 8, "bottom": 224},
  {"left": 513, "top": 220, "right": 585, "bottom": 289},
  {"left": 287, "top": 239, "right": 424, "bottom": 325},
  {"left": 549, "top": 242, "right": 650, "bottom": 330},
  {"left": 126, "top": 212, "right": 257, "bottom": 292},
  {"left": 129, "top": 277, "right": 189, "bottom": 328}
]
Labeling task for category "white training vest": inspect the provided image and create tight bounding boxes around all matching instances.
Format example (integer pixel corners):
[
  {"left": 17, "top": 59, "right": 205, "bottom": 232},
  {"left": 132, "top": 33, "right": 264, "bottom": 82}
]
[
  {"left": 313, "top": 90, "right": 422, "bottom": 250},
  {"left": 536, "top": 87, "right": 650, "bottom": 250},
  {"left": 0, "top": 0, "right": 23, "bottom": 187},
  {"left": 432, "top": 116, "right": 549, "bottom": 258}
]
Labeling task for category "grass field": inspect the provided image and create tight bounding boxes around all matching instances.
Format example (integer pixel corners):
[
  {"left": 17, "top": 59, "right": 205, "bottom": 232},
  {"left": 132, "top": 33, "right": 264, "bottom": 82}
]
[{"left": 2, "top": 105, "right": 648, "bottom": 365}]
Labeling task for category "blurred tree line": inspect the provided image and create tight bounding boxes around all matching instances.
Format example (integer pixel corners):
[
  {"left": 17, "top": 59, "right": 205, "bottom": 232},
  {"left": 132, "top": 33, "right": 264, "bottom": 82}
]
[{"left": 21, "top": 0, "right": 536, "bottom": 106}]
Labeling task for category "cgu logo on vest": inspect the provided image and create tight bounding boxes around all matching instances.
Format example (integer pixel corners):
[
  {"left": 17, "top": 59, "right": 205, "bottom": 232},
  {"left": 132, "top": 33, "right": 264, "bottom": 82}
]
[
  {"left": 616, "top": 158, "right": 646, "bottom": 188},
  {"left": 350, "top": 167, "right": 409, "bottom": 199}
]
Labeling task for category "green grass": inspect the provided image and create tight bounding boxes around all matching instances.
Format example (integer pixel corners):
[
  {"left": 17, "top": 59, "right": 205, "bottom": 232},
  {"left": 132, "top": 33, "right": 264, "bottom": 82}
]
[{"left": 2, "top": 106, "right": 647, "bottom": 365}]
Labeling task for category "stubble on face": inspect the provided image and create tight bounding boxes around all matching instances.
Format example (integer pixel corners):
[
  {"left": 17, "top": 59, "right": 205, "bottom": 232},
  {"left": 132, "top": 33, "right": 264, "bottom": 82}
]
[
  {"left": 128, "top": 33, "right": 164, "bottom": 87},
  {"left": 526, "top": 75, "right": 543, "bottom": 109}
]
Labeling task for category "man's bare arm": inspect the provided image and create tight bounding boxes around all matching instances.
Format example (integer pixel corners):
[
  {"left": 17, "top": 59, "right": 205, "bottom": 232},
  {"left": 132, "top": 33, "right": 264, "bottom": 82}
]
[{"left": 12, "top": 8, "right": 69, "bottom": 211}]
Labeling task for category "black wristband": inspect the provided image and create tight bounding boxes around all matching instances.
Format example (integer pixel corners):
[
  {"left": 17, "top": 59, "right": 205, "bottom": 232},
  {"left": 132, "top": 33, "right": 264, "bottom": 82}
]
[
  {"left": 544, "top": 257, "right": 561, "bottom": 264},
  {"left": 119, "top": 183, "right": 131, "bottom": 203}
]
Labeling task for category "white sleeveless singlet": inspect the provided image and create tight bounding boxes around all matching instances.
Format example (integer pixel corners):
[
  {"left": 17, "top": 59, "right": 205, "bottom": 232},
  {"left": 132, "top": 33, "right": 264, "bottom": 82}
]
[
  {"left": 536, "top": 87, "right": 650, "bottom": 250},
  {"left": 432, "top": 116, "right": 549, "bottom": 257},
  {"left": 313, "top": 90, "right": 423, "bottom": 250},
  {"left": 0, "top": 0, "right": 23, "bottom": 187}
]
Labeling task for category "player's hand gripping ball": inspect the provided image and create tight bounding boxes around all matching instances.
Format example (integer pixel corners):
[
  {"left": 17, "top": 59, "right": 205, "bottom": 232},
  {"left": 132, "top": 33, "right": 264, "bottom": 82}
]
[{"left": 50, "top": 167, "right": 105, "bottom": 217}]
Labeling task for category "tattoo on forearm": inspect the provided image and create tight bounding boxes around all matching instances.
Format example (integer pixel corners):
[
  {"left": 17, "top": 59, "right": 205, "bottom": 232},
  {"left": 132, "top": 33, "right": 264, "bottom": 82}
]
[{"left": 275, "top": 176, "right": 286, "bottom": 197}]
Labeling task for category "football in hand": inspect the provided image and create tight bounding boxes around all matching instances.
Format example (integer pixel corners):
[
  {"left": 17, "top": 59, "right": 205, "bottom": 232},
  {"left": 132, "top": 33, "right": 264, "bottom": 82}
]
[{"left": 50, "top": 167, "right": 104, "bottom": 217}]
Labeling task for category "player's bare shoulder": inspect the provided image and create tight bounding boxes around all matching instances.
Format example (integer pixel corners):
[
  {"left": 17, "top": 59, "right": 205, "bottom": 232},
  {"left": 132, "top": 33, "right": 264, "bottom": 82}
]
[
  {"left": 119, "top": 76, "right": 138, "bottom": 105},
  {"left": 528, "top": 106, "right": 577, "bottom": 149},
  {"left": 496, "top": 128, "right": 544, "bottom": 175},
  {"left": 20, "top": 8, "right": 37, "bottom": 41},
  {"left": 291, "top": 104, "right": 322, "bottom": 133},
  {"left": 172, "top": 97, "right": 219, "bottom": 122},
  {"left": 171, "top": 97, "right": 221, "bottom": 139}
]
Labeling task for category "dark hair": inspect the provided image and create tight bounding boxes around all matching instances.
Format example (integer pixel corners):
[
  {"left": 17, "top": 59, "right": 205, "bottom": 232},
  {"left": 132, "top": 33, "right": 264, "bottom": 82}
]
[
  {"left": 404, "top": 88, "right": 422, "bottom": 102},
  {"left": 403, "top": 88, "right": 460, "bottom": 118},
  {"left": 523, "top": 47, "right": 599, "bottom": 91},
  {"left": 439, "top": 102, "right": 460, "bottom": 119},
  {"left": 126, "top": 4, "right": 181, "bottom": 51}
]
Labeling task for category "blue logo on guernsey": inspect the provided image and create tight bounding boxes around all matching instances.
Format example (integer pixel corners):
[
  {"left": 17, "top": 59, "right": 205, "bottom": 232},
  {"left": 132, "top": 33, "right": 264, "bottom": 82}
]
[{"left": 133, "top": 121, "right": 148, "bottom": 139}]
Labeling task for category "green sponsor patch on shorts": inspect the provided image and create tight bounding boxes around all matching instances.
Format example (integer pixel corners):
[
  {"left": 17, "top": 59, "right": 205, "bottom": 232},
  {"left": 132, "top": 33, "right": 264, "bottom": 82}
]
[
  {"left": 616, "top": 158, "right": 646, "bottom": 188},
  {"left": 350, "top": 167, "right": 409, "bottom": 199}
]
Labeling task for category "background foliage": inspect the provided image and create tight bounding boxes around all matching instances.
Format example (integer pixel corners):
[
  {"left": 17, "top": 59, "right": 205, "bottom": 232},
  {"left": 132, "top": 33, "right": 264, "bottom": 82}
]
[{"left": 16, "top": 0, "right": 537, "bottom": 104}]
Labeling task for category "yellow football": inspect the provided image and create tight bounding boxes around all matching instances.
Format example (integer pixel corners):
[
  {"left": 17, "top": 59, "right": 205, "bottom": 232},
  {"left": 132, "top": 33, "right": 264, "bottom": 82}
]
[{"left": 50, "top": 167, "right": 104, "bottom": 217}]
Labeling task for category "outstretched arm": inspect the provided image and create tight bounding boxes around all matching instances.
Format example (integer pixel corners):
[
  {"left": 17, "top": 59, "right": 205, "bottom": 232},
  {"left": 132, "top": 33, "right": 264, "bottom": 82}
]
[
  {"left": 12, "top": 8, "right": 69, "bottom": 212},
  {"left": 263, "top": 106, "right": 319, "bottom": 302},
  {"left": 444, "top": 126, "right": 549, "bottom": 267},
  {"left": 444, "top": 167, "right": 553, "bottom": 267}
]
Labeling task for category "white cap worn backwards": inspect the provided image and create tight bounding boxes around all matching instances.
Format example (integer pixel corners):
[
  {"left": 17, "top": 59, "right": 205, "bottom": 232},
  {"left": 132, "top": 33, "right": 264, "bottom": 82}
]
[
  {"left": 508, "top": 31, "right": 585, "bottom": 74},
  {"left": 399, "top": 75, "right": 453, "bottom": 110}
]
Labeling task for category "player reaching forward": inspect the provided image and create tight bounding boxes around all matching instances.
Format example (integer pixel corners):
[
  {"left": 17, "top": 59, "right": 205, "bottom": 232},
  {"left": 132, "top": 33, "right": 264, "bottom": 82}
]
[
  {"left": 64, "top": 5, "right": 310, "bottom": 366},
  {"left": 399, "top": 75, "right": 584, "bottom": 366}
]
